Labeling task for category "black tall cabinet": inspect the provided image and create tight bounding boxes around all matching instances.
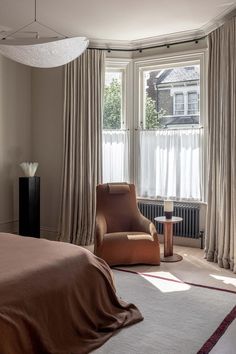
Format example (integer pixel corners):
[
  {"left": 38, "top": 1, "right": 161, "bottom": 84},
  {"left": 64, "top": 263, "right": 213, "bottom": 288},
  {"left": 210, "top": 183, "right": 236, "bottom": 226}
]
[{"left": 19, "top": 177, "right": 40, "bottom": 237}]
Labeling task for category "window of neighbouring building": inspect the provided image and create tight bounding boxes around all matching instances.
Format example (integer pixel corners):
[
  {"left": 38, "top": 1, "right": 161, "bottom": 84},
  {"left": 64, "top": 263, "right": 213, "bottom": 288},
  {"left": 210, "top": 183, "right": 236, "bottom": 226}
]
[
  {"left": 174, "top": 93, "right": 184, "bottom": 115},
  {"left": 188, "top": 91, "right": 199, "bottom": 115}
]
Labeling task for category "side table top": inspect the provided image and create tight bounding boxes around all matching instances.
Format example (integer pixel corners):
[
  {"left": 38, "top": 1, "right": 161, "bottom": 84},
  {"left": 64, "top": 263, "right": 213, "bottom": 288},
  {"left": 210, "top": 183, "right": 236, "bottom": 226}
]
[{"left": 154, "top": 216, "right": 183, "bottom": 224}]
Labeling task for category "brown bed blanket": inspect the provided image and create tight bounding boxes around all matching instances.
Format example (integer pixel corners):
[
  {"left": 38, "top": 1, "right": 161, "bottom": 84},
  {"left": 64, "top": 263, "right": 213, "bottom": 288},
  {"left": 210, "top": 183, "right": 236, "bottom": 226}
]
[{"left": 0, "top": 233, "right": 143, "bottom": 354}]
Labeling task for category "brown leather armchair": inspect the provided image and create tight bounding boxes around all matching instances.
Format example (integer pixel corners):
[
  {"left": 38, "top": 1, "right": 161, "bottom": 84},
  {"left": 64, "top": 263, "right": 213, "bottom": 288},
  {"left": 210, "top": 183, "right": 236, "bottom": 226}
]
[{"left": 95, "top": 183, "right": 160, "bottom": 266}]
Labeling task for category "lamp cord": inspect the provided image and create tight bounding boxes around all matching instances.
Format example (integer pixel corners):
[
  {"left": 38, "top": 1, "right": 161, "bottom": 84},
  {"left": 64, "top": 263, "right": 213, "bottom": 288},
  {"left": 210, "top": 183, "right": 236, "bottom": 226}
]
[
  {"left": 34, "top": 0, "right": 37, "bottom": 22},
  {"left": 2, "top": 21, "right": 35, "bottom": 40},
  {"left": 1, "top": 0, "right": 67, "bottom": 40}
]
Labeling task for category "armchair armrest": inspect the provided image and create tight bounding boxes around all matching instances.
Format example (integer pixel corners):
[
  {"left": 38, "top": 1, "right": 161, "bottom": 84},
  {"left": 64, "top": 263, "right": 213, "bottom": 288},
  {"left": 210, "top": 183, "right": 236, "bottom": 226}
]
[
  {"left": 95, "top": 213, "right": 107, "bottom": 252},
  {"left": 132, "top": 213, "right": 159, "bottom": 243}
]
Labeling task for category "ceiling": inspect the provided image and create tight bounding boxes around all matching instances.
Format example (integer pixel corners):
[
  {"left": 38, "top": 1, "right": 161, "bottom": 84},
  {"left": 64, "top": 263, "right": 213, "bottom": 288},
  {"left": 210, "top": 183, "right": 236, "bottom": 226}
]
[{"left": 0, "top": 0, "right": 235, "bottom": 44}]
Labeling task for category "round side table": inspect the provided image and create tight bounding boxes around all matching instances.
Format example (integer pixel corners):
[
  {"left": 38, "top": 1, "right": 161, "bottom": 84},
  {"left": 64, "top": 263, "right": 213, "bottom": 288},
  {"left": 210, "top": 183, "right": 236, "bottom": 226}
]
[{"left": 154, "top": 216, "right": 183, "bottom": 262}]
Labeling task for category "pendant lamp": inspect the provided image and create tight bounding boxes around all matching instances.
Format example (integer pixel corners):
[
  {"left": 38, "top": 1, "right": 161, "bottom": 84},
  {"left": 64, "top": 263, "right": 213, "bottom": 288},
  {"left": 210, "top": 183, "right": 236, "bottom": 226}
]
[{"left": 0, "top": 0, "right": 89, "bottom": 68}]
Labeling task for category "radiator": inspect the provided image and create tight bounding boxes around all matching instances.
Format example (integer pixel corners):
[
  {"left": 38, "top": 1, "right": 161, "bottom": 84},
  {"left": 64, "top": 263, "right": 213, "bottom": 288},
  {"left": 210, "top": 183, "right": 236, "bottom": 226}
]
[{"left": 138, "top": 200, "right": 200, "bottom": 239}]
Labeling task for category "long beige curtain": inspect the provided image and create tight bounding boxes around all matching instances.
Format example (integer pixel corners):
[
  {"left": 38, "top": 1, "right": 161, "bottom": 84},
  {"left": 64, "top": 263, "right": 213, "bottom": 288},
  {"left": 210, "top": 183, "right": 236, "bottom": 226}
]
[
  {"left": 205, "top": 17, "right": 236, "bottom": 273},
  {"left": 59, "top": 49, "right": 105, "bottom": 245}
]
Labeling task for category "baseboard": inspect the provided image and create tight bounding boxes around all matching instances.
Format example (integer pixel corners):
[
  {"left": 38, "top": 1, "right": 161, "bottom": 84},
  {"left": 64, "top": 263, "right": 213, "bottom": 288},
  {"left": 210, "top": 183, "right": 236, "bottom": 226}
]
[
  {"left": 40, "top": 227, "right": 59, "bottom": 241},
  {"left": 0, "top": 220, "right": 17, "bottom": 234},
  {"left": 0, "top": 221, "right": 59, "bottom": 240},
  {"left": 40, "top": 229, "right": 202, "bottom": 247},
  {"left": 0, "top": 222, "right": 201, "bottom": 248}
]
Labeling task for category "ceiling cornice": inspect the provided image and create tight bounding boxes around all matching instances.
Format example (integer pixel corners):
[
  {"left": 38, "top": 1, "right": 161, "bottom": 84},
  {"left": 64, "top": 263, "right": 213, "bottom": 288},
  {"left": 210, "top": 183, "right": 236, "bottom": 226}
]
[
  {"left": 89, "top": 5, "right": 236, "bottom": 50},
  {"left": 200, "top": 3, "right": 236, "bottom": 35},
  {"left": 89, "top": 28, "right": 205, "bottom": 50}
]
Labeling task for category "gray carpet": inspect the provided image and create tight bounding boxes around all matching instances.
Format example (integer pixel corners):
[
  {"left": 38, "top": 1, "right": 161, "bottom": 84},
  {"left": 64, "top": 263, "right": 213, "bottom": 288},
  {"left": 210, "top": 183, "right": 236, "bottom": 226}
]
[{"left": 94, "top": 270, "right": 236, "bottom": 354}]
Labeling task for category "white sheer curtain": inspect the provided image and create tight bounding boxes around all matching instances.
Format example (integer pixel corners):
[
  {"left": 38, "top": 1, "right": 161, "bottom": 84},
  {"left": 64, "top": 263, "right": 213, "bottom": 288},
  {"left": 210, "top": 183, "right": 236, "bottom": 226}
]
[
  {"left": 137, "top": 128, "right": 203, "bottom": 200},
  {"left": 102, "top": 130, "right": 129, "bottom": 183}
]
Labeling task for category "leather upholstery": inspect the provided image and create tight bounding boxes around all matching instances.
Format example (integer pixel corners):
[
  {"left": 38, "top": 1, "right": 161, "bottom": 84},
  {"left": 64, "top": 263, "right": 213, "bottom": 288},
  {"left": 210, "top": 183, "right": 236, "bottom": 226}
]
[
  {"left": 95, "top": 183, "right": 160, "bottom": 266},
  {"left": 108, "top": 183, "right": 130, "bottom": 194}
]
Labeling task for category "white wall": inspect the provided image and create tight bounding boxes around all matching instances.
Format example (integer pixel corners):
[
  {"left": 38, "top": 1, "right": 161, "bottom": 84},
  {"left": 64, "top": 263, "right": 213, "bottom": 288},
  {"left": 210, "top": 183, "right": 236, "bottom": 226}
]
[
  {"left": 0, "top": 55, "right": 31, "bottom": 233},
  {"left": 0, "top": 56, "right": 63, "bottom": 239},
  {"left": 31, "top": 67, "right": 63, "bottom": 239}
]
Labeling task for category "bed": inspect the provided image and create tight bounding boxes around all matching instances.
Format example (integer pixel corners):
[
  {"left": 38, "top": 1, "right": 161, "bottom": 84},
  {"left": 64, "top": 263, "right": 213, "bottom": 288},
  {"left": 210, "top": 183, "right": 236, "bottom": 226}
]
[{"left": 0, "top": 233, "right": 143, "bottom": 354}]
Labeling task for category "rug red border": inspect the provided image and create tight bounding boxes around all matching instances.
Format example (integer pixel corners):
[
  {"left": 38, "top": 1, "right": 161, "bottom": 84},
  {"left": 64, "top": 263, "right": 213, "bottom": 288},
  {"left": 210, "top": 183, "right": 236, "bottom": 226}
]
[
  {"left": 197, "top": 305, "right": 236, "bottom": 353},
  {"left": 114, "top": 267, "right": 236, "bottom": 295}
]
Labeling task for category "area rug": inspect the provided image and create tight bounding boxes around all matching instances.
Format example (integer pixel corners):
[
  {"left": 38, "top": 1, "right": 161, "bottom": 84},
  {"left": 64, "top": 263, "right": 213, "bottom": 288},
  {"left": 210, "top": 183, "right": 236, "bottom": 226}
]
[{"left": 94, "top": 269, "right": 236, "bottom": 354}]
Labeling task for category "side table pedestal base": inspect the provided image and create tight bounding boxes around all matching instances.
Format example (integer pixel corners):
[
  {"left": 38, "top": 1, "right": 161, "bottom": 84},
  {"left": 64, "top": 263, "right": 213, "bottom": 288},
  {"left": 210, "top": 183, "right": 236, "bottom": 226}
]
[{"left": 160, "top": 253, "right": 183, "bottom": 262}]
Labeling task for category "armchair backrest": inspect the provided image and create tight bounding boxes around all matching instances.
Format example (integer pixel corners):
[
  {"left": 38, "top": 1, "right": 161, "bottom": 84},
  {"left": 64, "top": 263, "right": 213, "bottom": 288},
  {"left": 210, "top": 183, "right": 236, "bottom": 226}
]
[{"left": 96, "top": 183, "right": 140, "bottom": 233}]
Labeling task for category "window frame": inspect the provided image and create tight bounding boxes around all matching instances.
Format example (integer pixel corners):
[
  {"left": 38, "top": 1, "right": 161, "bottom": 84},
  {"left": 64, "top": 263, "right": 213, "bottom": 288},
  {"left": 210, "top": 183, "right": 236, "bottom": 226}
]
[
  {"left": 104, "top": 68, "right": 125, "bottom": 130},
  {"left": 104, "top": 59, "right": 132, "bottom": 131},
  {"left": 103, "top": 58, "right": 133, "bottom": 182},
  {"left": 133, "top": 51, "right": 207, "bottom": 202},
  {"left": 137, "top": 59, "right": 203, "bottom": 128}
]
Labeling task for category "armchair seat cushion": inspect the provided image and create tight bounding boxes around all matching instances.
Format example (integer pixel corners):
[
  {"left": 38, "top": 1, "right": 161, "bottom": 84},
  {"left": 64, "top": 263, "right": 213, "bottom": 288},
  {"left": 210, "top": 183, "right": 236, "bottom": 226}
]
[
  {"left": 98, "top": 231, "right": 160, "bottom": 266},
  {"left": 105, "top": 231, "right": 153, "bottom": 242}
]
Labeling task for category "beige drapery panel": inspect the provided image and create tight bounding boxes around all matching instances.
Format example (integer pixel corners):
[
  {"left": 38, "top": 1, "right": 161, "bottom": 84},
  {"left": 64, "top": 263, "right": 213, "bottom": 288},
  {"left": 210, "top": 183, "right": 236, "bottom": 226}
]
[
  {"left": 205, "top": 17, "right": 236, "bottom": 273},
  {"left": 58, "top": 49, "right": 105, "bottom": 245}
]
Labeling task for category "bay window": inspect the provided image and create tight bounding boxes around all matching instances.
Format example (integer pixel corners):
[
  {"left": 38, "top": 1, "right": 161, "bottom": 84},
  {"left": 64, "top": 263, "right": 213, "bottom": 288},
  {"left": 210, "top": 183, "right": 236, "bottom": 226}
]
[{"left": 102, "top": 53, "right": 206, "bottom": 202}]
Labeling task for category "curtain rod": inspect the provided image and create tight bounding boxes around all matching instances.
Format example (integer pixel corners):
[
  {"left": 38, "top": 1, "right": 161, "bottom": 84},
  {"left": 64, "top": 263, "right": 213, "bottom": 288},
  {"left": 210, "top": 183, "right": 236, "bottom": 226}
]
[{"left": 88, "top": 35, "right": 207, "bottom": 53}]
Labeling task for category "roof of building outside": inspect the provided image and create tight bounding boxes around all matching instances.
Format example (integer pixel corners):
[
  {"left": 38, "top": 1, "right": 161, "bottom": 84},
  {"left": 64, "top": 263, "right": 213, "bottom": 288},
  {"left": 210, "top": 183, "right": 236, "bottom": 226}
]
[
  {"left": 156, "top": 66, "right": 200, "bottom": 84},
  {"left": 160, "top": 115, "right": 199, "bottom": 126}
]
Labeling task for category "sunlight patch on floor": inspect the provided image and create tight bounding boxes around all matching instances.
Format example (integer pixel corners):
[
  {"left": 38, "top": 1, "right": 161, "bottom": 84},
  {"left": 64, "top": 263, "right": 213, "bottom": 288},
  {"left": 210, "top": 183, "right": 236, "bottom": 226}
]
[
  {"left": 210, "top": 274, "right": 236, "bottom": 288},
  {"left": 140, "top": 271, "right": 191, "bottom": 293}
]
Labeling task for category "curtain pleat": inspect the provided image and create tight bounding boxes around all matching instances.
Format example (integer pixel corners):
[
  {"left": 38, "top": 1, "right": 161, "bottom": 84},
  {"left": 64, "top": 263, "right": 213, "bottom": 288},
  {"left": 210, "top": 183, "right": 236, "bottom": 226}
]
[
  {"left": 205, "top": 17, "right": 236, "bottom": 273},
  {"left": 59, "top": 49, "right": 105, "bottom": 245}
]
